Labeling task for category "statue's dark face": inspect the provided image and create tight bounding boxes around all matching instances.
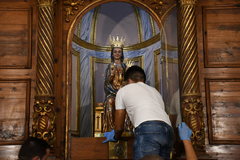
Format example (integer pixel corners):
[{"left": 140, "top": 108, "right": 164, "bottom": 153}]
[{"left": 112, "top": 47, "right": 122, "bottom": 60}]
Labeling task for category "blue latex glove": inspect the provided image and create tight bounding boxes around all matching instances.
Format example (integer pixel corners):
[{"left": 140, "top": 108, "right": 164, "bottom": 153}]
[
  {"left": 102, "top": 130, "right": 117, "bottom": 143},
  {"left": 178, "top": 122, "right": 192, "bottom": 141}
]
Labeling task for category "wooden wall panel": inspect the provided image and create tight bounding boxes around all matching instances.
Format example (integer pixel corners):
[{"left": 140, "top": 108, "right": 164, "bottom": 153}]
[
  {"left": 197, "top": 0, "right": 240, "bottom": 159},
  {"left": 0, "top": 0, "right": 36, "bottom": 159},
  {"left": 71, "top": 137, "right": 134, "bottom": 160},
  {"left": 0, "top": 145, "right": 21, "bottom": 160},
  {"left": 0, "top": 8, "right": 32, "bottom": 69},
  {"left": 0, "top": 79, "right": 31, "bottom": 144},
  {"left": 205, "top": 79, "right": 240, "bottom": 144},
  {"left": 203, "top": 7, "right": 240, "bottom": 68}
]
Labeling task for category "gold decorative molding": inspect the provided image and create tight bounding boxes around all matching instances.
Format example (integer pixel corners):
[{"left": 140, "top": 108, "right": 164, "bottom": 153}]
[
  {"left": 161, "top": 43, "right": 178, "bottom": 51},
  {"left": 178, "top": 0, "right": 205, "bottom": 149},
  {"left": 70, "top": 49, "right": 81, "bottom": 135},
  {"left": 125, "top": 34, "right": 160, "bottom": 51},
  {"left": 138, "top": 0, "right": 176, "bottom": 21},
  {"left": 77, "top": 23, "right": 82, "bottom": 37},
  {"left": 38, "top": 0, "right": 55, "bottom": 6},
  {"left": 124, "top": 56, "right": 144, "bottom": 68},
  {"left": 160, "top": 56, "right": 178, "bottom": 64},
  {"left": 64, "top": 0, "right": 176, "bottom": 23},
  {"left": 34, "top": 0, "right": 56, "bottom": 145},
  {"left": 32, "top": 96, "right": 55, "bottom": 145},
  {"left": 161, "top": 4, "right": 177, "bottom": 24},
  {"left": 73, "top": 33, "right": 160, "bottom": 52},
  {"left": 94, "top": 103, "right": 104, "bottom": 137},
  {"left": 182, "top": 96, "right": 205, "bottom": 148},
  {"left": 150, "top": 15, "right": 156, "bottom": 36},
  {"left": 90, "top": 7, "right": 100, "bottom": 44},
  {"left": 74, "top": 34, "right": 110, "bottom": 51},
  {"left": 133, "top": 6, "right": 143, "bottom": 42},
  {"left": 72, "top": 48, "right": 80, "bottom": 56},
  {"left": 178, "top": 0, "right": 197, "bottom": 5},
  {"left": 64, "top": 0, "right": 86, "bottom": 22}
]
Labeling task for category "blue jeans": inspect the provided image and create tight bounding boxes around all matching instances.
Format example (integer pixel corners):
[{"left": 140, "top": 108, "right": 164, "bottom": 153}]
[{"left": 133, "top": 121, "right": 174, "bottom": 160}]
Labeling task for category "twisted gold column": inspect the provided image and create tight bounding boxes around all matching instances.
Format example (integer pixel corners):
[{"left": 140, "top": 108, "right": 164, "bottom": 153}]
[
  {"left": 32, "top": 0, "right": 56, "bottom": 145},
  {"left": 177, "top": 0, "right": 205, "bottom": 149}
]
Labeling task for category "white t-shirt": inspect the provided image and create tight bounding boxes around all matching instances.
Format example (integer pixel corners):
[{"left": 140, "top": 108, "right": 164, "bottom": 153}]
[{"left": 115, "top": 82, "right": 172, "bottom": 128}]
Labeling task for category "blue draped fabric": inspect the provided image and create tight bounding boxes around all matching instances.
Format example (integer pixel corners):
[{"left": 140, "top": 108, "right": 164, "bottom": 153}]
[
  {"left": 138, "top": 8, "right": 153, "bottom": 41},
  {"left": 72, "top": 43, "right": 110, "bottom": 136},
  {"left": 71, "top": 8, "right": 97, "bottom": 136},
  {"left": 79, "top": 9, "right": 95, "bottom": 42},
  {"left": 124, "top": 42, "right": 161, "bottom": 86}
]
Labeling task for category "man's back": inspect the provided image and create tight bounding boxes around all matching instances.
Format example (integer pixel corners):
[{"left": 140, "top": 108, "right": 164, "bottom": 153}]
[{"left": 116, "top": 82, "right": 171, "bottom": 128}]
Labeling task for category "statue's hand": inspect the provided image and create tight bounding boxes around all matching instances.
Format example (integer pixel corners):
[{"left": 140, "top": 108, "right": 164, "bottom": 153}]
[{"left": 126, "top": 60, "right": 134, "bottom": 68}]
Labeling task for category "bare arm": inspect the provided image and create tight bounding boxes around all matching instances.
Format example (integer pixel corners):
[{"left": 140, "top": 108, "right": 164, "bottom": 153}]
[
  {"left": 178, "top": 122, "right": 198, "bottom": 160},
  {"left": 183, "top": 140, "right": 198, "bottom": 160},
  {"left": 114, "top": 109, "right": 126, "bottom": 140}
]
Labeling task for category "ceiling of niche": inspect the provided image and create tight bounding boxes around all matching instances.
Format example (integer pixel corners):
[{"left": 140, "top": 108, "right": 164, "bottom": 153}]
[{"left": 74, "top": 2, "right": 160, "bottom": 46}]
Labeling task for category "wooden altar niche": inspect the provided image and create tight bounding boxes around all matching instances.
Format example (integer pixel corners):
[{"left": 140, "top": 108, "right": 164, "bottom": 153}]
[
  {"left": 0, "top": 0, "right": 239, "bottom": 159},
  {"left": 56, "top": 0, "right": 205, "bottom": 159},
  {"left": 35, "top": 0, "right": 240, "bottom": 159}
]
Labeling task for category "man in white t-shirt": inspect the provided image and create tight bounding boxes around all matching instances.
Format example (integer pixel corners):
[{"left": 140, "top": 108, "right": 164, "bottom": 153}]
[{"left": 103, "top": 65, "right": 174, "bottom": 160}]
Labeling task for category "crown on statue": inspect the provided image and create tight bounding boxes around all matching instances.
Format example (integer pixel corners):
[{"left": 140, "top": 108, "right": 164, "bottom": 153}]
[{"left": 109, "top": 35, "right": 125, "bottom": 48}]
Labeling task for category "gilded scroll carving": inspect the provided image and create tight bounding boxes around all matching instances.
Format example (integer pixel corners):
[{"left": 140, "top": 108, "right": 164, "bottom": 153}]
[
  {"left": 64, "top": 0, "right": 86, "bottom": 22},
  {"left": 32, "top": 97, "right": 55, "bottom": 145},
  {"left": 182, "top": 96, "right": 205, "bottom": 148},
  {"left": 138, "top": 0, "right": 176, "bottom": 18},
  {"left": 144, "top": 0, "right": 164, "bottom": 15},
  {"left": 63, "top": 0, "right": 175, "bottom": 23}
]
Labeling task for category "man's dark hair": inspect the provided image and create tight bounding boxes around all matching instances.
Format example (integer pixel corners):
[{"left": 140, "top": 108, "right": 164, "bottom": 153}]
[
  {"left": 124, "top": 65, "right": 146, "bottom": 82},
  {"left": 18, "top": 137, "right": 50, "bottom": 160}
]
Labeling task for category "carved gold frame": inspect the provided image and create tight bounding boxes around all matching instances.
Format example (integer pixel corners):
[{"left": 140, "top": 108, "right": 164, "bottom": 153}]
[
  {"left": 63, "top": 0, "right": 204, "bottom": 158},
  {"left": 70, "top": 49, "right": 81, "bottom": 135}
]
